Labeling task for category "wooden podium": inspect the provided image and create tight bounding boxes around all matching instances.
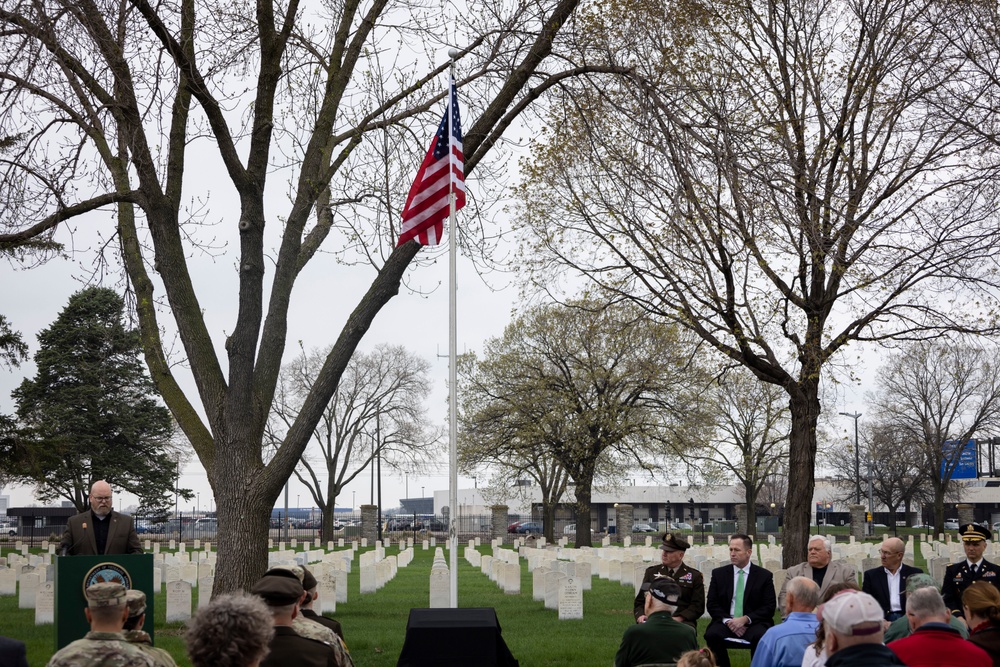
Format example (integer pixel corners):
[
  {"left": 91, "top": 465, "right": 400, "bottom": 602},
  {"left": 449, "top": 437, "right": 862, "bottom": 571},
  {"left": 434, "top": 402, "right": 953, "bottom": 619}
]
[{"left": 54, "top": 553, "right": 154, "bottom": 650}]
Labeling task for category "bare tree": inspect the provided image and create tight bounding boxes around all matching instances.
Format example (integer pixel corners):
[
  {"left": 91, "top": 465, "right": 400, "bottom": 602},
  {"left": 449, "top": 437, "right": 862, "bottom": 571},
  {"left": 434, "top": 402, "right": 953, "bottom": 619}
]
[
  {"left": 871, "top": 341, "right": 1000, "bottom": 533},
  {"left": 516, "top": 0, "right": 1000, "bottom": 563},
  {"left": 457, "top": 298, "right": 710, "bottom": 546},
  {"left": 0, "top": 0, "right": 611, "bottom": 592},
  {"left": 265, "top": 344, "right": 438, "bottom": 538},
  {"left": 824, "top": 420, "right": 930, "bottom": 526},
  {"left": 678, "top": 371, "right": 789, "bottom": 534}
]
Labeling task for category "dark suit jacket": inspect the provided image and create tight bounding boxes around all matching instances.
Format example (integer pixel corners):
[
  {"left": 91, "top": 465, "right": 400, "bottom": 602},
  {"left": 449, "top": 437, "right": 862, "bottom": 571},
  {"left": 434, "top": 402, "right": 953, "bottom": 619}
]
[
  {"left": 942, "top": 559, "right": 1000, "bottom": 616},
  {"left": 58, "top": 510, "right": 143, "bottom": 555},
  {"left": 0, "top": 635, "right": 29, "bottom": 667},
  {"left": 862, "top": 563, "right": 922, "bottom": 617},
  {"left": 706, "top": 562, "right": 776, "bottom": 629}
]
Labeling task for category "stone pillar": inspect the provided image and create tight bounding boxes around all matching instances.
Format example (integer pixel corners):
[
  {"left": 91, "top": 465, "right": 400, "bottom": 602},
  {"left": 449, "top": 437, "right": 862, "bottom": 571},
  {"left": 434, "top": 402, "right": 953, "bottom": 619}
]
[
  {"left": 849, "top": 504, "right": 866, "bottom": 541},
  {"left": 361, "top": 504, "right": 378, "bottom": 544},
  {"left": 616, "top": 504, "right": 633, "bottom": 543},
  {"left": 735, "top": 504, "right": 748, "bottom": 537},
  {"left": 957, "top": 503, "right": 975, "bottom": 527},
  {"left": 491, "top": 505, "right": 508, "bottom": 545}
]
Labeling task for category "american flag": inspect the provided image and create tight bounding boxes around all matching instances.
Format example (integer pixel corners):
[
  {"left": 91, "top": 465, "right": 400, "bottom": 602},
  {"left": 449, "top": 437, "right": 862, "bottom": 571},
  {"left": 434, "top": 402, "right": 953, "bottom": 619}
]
[{"left": 397, "top": 77, "right": 466, "bottom": 246}]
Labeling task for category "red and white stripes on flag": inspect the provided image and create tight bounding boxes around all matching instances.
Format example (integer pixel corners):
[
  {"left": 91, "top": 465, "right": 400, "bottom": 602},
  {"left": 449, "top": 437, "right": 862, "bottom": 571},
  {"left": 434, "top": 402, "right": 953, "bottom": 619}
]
[{"left": 397, "top": 77, "right": 466, "bottom": 246}]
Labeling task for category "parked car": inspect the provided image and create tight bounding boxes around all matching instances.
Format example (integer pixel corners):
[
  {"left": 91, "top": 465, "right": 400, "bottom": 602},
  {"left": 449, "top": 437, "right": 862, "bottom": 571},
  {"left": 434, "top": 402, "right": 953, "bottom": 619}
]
[
  {"left": 515, "top": 521, "right": 542, "bottom": 534},
  {"left": 418, "top": 519, "right": 447, "bottom": 532},
  {"left": 507, "top": 521, "right": 524, "bottom": 533},
  {"left": 944, "top": 519, "right": 960, "bottom": 530},
  {"left": 670, "top": 522, "right": 693, "bottom": 530},
  {"left": 191, "top": 518, "right": 218, "bottom": 537},
  {"left": 632, "top": 523, "right": 657, "bottom": 533},
  {"left": 385, "top": 517, "right": 413, "bottom": 531}
]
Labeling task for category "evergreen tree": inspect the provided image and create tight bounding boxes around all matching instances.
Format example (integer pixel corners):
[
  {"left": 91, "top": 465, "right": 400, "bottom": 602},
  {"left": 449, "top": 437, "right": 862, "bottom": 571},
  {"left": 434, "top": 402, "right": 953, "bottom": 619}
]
[{"left": 11, "top": 287, "right": 180, "bottom": 512}]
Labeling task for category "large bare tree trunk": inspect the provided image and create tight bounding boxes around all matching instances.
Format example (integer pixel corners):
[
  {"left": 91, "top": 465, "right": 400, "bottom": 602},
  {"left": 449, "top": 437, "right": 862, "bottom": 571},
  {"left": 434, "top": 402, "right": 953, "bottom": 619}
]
[
  {"left": 782, "top": 382, "right": 820, "bottom": 567},
  {"left": 574, "top": 477, "right": 594, "bottom": 548}
]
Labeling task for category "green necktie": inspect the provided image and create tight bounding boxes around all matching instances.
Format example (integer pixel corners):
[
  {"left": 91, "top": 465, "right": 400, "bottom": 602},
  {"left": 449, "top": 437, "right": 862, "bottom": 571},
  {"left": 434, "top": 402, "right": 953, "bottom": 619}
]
[{"left": 734, "top": 568, "right": 745, "bottom": 617}]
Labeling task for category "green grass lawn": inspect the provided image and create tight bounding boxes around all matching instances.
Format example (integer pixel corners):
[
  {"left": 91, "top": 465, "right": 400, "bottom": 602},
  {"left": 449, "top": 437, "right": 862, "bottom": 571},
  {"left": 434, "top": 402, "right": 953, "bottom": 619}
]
[{"left": 2, "top": 535, "right": 925, "bottom": 667}]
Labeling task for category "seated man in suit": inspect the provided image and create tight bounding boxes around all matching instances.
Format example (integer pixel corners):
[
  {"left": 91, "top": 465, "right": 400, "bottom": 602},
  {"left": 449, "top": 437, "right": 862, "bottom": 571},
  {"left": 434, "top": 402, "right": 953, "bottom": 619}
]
[
  {"left": 58, "top": 479, "right": 142, "bottom": 555},
  {"left": 704, "top": 534, "right": 777, "bottom": 667},
  {"left": 862, "top": 537, "right": 922, "bottom": 621},
  {"left": 779, "top": 535, "right": 856, "bottom": 616}
]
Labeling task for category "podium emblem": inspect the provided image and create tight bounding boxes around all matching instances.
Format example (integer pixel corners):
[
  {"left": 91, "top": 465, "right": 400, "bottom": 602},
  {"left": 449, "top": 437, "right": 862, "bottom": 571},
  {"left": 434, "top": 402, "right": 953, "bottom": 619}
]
[{"left": 83, "top": 562, "right": 132, "bottom": 595}]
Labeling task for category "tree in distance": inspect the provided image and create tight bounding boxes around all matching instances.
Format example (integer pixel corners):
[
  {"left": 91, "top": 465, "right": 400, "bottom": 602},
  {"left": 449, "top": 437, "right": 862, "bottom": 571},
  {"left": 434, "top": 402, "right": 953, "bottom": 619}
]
[
  {"left": 677, "top": 370, "right": 789, "bottom": 535},
  {"left": 265, "top": 343, "right": 439, "bottom": 538},
  {"left": 824, "top": 418, "right": 929, "bottom": 528},
  {"left": 0, "top": 0, "right": 621, "bottom": 592},
  {"left": 516, "top": 0, "right": 1000, "bottom": 564},
  {"left": 458, "top": 298, "right": 710, "bottom": 547},
  {"left": 870, "top": 340, "right": 1000, "bottom": 533},
  {"left": 8, "top": 287, "right": 183, "bottom": 513}
]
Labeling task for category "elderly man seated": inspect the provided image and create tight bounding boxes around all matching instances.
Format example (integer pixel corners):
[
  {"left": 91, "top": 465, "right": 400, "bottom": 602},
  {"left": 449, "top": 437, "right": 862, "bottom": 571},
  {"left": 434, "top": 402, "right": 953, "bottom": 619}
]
[
  {"left": 779, "top": 535, "right": 856, "bottom": 616},
  {"left": 888, "top": 587, "right": 992, "bottom": 667},
  {"left": 615, "top": 578, "right": 698, "bottom": 667},
  {"left": 750, "top": 576, "right": 820, "bottom": 667}
]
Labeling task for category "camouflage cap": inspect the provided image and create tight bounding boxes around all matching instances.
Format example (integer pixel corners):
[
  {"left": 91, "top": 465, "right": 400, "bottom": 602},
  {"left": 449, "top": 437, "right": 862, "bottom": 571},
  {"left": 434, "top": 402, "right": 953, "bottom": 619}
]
[
  {"left": 125, "top": 589, "right": 146, "bottom": 617},
  {"left": 301, "top": 566, "right": 317, "bottom": 591},
  {"left": 86, "top": 581, "right": 127, "bottom": 608}
]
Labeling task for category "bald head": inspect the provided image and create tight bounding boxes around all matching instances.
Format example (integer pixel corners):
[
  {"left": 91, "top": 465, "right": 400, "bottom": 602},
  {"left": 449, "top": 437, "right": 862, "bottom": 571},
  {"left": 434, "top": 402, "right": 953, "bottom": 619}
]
[
  {"left": 879, "top": 537, "right": 905, "bottom": 573},
  {"left": 786, "top": 576, "right": 820, "bottom": 612},
  {"left": 89, "top": 480, "right": 113, "bottom": 518}
]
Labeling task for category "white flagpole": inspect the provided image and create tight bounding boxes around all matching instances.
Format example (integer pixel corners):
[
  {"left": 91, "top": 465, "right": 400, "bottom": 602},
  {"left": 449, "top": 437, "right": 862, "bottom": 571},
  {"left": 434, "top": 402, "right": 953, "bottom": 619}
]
[{"left": 447, "top": 50, "right": 459, "bottom": 609}]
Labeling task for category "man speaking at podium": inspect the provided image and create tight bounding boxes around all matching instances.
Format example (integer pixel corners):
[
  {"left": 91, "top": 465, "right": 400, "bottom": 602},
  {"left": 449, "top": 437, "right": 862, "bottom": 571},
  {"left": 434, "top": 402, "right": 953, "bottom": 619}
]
[{"left": 59, "top": 480, "right": 143, "bottom": 555}]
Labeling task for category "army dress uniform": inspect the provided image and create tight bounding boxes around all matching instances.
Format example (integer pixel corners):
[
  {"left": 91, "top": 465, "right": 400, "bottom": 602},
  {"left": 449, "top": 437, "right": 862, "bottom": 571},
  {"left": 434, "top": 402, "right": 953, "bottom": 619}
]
[
  {"left": 632, "top": 534, "right": 705, "bottom": 630},
  {"left": 942, "top": 523, "right": 1000, "bottom": 617},
  {"left": 252, "top": 567, "right": 343, "bottom": 667}
]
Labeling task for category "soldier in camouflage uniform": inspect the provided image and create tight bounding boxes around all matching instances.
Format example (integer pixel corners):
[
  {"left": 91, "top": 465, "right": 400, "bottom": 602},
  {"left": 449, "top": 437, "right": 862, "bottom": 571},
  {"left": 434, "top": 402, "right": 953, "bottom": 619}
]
[
  {"left": 122, "top": 590, "right": 178, "bottom": 667},
  {"left": 46, "top": 581, "right": 154, "bottom": 667}
]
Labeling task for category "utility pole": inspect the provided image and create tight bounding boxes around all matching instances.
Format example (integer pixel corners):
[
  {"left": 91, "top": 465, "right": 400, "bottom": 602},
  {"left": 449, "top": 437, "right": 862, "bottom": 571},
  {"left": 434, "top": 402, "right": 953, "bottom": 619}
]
[{"left": 839, "top": 412, "right": 862, "bottom": 504}]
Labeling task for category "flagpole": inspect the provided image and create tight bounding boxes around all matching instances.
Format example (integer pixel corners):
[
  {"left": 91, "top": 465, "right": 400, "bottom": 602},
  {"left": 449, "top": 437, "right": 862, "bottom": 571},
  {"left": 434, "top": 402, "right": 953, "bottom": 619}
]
[{"left": 447, "top": 49, "right": 460, "bottom": 609}]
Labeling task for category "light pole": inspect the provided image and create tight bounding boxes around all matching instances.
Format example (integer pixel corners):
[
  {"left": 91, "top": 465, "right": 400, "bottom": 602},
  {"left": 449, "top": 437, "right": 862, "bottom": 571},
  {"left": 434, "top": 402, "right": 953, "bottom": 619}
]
[
  {"left": 839, "top": 412, "right": 862, "bottom": 504},
  {"left": 197, "top": 493, "right": 200, "bottom": 515}
]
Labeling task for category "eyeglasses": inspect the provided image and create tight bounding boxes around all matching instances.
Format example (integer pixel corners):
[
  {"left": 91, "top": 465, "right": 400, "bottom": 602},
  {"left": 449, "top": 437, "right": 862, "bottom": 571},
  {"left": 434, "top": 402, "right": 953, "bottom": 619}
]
[
  {"left": 92, "top": 496, "right": 112, "bottom": 501},
  {"left": 879, "top": 550, "right": 902, "bottom": 557}
]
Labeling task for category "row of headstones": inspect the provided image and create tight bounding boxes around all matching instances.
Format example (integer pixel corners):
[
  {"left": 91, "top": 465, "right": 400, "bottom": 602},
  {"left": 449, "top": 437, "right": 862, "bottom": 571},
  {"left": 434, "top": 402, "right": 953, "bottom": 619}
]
[
  {"left": 359, "top": 544, "right": 412, "bottom": 594},
  {"left": 429, "top": 548, "right": 450, "bottom": 608}
]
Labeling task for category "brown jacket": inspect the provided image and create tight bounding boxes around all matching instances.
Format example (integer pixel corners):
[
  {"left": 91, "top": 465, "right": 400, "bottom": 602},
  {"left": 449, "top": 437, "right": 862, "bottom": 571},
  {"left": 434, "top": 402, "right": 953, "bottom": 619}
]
[{"left": 59, "top": 510, "right": 143, "bottom": 555}]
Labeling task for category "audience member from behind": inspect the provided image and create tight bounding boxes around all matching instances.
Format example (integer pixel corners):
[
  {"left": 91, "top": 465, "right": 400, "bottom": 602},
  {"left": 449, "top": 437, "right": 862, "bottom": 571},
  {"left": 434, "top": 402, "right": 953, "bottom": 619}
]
[
  {"left": 821, "top": 591, "right": 904, "bottom": 667},
  {"left": 46, "top": 582, "right": 154, "bottom": 667},
  {"left": 0, "top": 635, "right": 28, "bottom": 667},
  {"left": 124, "top": 589, "right": 178, "bottom": 667},
  {"left": 615, "top": 578, "right": 698, "bottom": 667},
  {"left": 883, "top": 573, "right": 969, "bottom": 643},
  {"left": 801, "top": 581, "right": 861, "bottom": 667},
  {"left": 964, "top": 581, "right": 1000, "bottom": 666},
  {"left": 677, "top": 648, "right": 719, "bottom": 667},
  {"left": 751, "top": 576, "right": 820, "bottom": 667},
  {"left": 299, "top": 566, "right": 345, "bottom": 641},
  {"left": 888, "top": 586, "right": 991, "bottom": 667},
  {"left": 185, "top": 592, "right": 275, "bottom": 667},
  {"left": 251, "top": 568, "right": 341, "bottom": 667}
]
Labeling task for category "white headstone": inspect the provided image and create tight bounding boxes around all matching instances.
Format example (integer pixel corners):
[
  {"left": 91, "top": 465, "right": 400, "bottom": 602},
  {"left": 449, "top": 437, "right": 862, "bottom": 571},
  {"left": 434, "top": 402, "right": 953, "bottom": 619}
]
[
  {"left": 544, "top": 571, "right": 565, "bottom": 610},
  {"left": 429, "top": 567, "right": 450, "bottom": 608},
  {"left": 558, "top": 576, "right": 583, "bottom": 619},
  {"left": 18, "top": 572, "right": 39, "bottom": 609},
  {"left": 0, "top": 569, "right": 16, "bottom": 596},
  {"left": 166, "top": 581, "right": 193, "bottom": 622},
  {"left": 35, "top": 581, "right": 55, "bottom": 624},
  {"left": 360, "top": 566, "right": 376, "bottom": 594},
  {"left": 197, "top": 577, "right": 214, "bottom": 608}
]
